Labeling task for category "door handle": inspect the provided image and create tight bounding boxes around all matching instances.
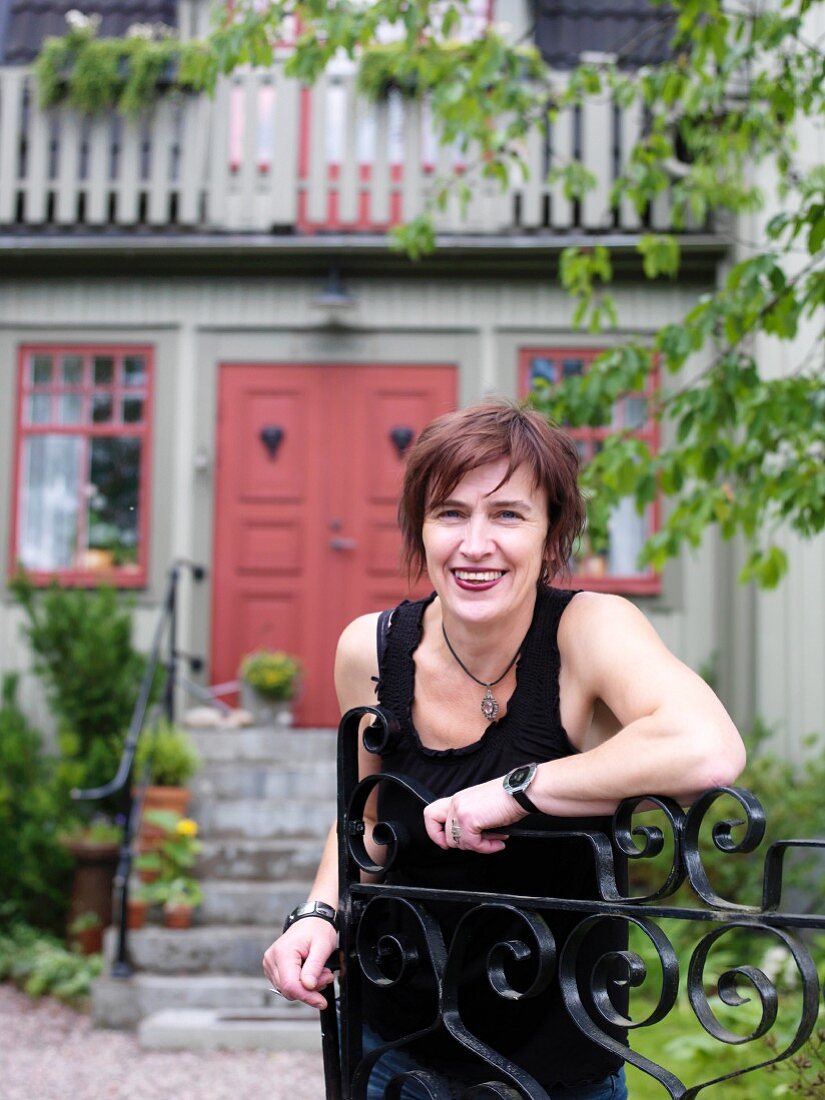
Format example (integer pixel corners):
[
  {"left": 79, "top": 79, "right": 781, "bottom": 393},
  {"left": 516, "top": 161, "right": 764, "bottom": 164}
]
[{"left": 330, "top": 537, "right": 357, "bottom": 551}]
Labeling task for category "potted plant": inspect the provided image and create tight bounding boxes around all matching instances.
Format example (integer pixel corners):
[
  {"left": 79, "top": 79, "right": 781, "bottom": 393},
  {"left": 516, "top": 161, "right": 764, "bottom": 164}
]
[
  {"left": 160, "top": 877, "right": 204, "bottom": 929},
  {"left": 133, "top": 720, "right": 200, "bottom": 849},
  {"left": 134, "top": 811, "right": 203, "bottom": 928},
  {"left": 68, "top": 910, "right": 103, "bottom": 955},
  {"left": 238, "top": 650, "right": 301, "bottom": 725},
  {"left": 60, "top": 815, "right": 123, "bottom": 934},
  {"left": 125, "top": 887, "right": 150, "bottom": 930}
]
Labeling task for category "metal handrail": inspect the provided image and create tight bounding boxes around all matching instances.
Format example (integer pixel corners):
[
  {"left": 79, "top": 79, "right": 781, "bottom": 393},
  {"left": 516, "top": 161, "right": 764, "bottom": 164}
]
[{"left": 71, "top": 558, "right": 206, "bottom": 977}]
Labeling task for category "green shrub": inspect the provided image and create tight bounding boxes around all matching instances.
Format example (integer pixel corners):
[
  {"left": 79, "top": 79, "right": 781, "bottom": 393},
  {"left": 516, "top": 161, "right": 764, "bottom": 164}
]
[
  {"left": 10, "top": 573, "right": 154, "bottom": 808},
  {"left": 134, "top": 720, "right": 200, "bottom": 786},
  {"left": 0, "top": 920, "right": 102, "bottom": 1004},
  {"left": 0, "top": 675, "right": 72, "bottom": 934}
]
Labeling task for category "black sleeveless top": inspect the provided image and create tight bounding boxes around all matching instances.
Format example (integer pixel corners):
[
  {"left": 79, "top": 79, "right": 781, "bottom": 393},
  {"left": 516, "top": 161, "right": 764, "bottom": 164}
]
[{"left": 368, "top": 586, "right": 628, "bottom": 1090}]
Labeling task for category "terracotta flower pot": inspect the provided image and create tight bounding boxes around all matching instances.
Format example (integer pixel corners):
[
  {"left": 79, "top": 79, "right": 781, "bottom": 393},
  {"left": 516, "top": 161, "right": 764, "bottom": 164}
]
[
  {"left": 163, "top": 904, "right": 194, "bottom": 929},
  {"left": 64, "top": 838, "right": 120, "bottom": 933},
  {"left": 70, "top": 925, "right": 103, "bottom": 955},
  {"left": 134, "top": 785, "right": 191, "bottom": 851},
  {"left": 127, "top": 897, "right": 149, "bottom": 930}
]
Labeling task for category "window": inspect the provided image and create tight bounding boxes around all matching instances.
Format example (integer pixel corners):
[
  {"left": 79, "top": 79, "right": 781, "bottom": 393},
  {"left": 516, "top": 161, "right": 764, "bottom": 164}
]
[
  {"left": 11, "top": 345, "right": 153, "bottom": 586},
  {"left": 520, "top": 347, "right": 660, "bottom": 595}
]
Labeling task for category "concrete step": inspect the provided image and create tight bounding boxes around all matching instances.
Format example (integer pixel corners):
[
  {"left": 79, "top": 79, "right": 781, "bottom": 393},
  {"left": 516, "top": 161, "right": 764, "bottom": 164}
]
[
  {"left": 200, "top": 879, "right": 307, "bottom": 926},
  {"left": 197, "top": 837, "right": 326, "bottom": 881},
  {"left": 195, "top": 798, "right": 335, "bottom": 840},
  {"left": 191, "top": 761, "right": 337, "bottom": 803},
  {"left": 188, "top": 727, "right": 337, "bottom": 765},
  {"left": 92, "top": 972, "right": 317, "bottom": 1029},
  {"left": 138, "top": 1007, "right": 324, "bottom": 1052},
  {"left": 105, "top": 924, "right": 278, "bottom": 975}
]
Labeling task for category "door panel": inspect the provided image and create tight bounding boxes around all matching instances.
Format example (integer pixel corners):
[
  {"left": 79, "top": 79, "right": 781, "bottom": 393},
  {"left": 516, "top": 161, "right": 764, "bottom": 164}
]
[{"left": 212, "top": 363, "right": 456, "bottom": 726}]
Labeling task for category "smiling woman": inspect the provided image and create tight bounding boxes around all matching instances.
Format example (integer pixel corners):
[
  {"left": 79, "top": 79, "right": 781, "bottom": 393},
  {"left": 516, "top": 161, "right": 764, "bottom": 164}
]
[{"left": 262, "top": 397, "right": 745, "bottom": 1099}]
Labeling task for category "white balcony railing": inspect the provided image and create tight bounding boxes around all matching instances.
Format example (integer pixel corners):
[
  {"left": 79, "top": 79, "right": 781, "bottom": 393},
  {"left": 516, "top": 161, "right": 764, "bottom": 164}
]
[{"left": 0, "top": 64, "right": 698, "bottom": 238}]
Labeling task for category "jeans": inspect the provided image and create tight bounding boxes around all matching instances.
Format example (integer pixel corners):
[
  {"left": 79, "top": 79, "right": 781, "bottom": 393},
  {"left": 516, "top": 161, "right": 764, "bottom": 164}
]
[{"left": 362, "top": 1027, "right": 628, "bottom": 1100}]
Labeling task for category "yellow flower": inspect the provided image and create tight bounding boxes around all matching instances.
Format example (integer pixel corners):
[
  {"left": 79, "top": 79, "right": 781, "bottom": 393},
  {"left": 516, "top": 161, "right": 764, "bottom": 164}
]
[{"left": 176, "top": 818, "right": 199, "bottom": 838}]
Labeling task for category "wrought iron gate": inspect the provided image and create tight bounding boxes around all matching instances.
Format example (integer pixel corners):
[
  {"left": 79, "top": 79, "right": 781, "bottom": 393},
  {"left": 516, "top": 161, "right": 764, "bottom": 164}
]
[{"left": 320, "top": 706, "right": 825, "bottom": 1099}]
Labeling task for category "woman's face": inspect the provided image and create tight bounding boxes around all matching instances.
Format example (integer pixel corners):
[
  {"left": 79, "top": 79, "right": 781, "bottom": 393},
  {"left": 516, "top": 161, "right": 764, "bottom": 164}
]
[{"left": 421, "top": 459, "right": 549, "bottom": 626}]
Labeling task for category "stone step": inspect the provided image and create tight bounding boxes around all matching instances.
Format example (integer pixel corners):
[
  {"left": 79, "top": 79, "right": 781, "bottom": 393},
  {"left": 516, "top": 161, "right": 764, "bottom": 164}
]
[
  {"left": 199, "top": 879, "right": 308, "bottom": 926},
  {"left": 92, "top": 973, "right": 317, "bottom": 1029},
  {"left": 198, "top": 837, "right": 326, "bottom": 881},
  {"left": 138, "top": 1007, "right": 324, "bottom": 1052},
  {"left": 191, "top": 761, "right": 337, "bottom": 803},
  {"left": 106, "top": 924, "right": 278, "bottom": 975},
  {"left": 195, "top": 798, "right": 336, "bottom": 840},
  {"left": 188, "top": 727, "right": 337, "bottom": 765}
]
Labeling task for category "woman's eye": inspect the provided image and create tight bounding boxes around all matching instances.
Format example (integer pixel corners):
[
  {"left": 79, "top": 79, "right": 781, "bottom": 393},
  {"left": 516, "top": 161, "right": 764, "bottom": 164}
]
[{"left": 497, "top": 510, "right": 520, "bottom": 520}]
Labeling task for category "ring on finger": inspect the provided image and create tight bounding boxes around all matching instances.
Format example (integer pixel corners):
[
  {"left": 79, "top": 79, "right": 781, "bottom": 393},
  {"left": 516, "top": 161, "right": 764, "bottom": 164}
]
[{"left": 450, "top": 819, "right": 461, "bottom": 844}]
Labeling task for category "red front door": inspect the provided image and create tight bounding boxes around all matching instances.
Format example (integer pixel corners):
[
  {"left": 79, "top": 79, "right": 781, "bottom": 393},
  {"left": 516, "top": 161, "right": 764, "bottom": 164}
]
[{"left": 211, "top": 363, "right": 456, "bottom": 726}]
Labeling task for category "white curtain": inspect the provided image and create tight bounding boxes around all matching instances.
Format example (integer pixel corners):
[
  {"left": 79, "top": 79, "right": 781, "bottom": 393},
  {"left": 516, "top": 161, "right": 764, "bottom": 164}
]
[{"left": 18, "top": 435, "right": 82, "bottom": 570}]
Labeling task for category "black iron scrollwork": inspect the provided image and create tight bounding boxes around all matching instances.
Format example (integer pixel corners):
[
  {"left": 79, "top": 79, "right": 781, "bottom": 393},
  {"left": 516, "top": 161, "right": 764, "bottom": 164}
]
[{"left": 325, "top": 707, "right": 825, "bottom": 1100}]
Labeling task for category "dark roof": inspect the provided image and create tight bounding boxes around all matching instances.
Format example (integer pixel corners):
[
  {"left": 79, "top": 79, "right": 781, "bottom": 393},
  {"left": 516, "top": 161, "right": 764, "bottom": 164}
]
[
  {"left": 533, "top": 0, "right": 675, "bottom": 69},
  {"left": 0, "top": 0, "right": 178, "bottom": 65}
]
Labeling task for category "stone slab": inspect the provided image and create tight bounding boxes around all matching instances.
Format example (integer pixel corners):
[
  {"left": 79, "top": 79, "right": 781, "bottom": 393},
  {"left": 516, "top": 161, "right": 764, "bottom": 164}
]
[
  {"left": 188, "top": 727, "right": 337, "bottom": 764},
  {"left": 92, "top": 973, "right": 316, "bottom": 1029},
  {"left": 104, "top": 924, "right": 278, "bottom": 975},
  {"left": 194, "top": 798, "right": 335, "bottom": 839},
  {"left": 199, "top": 879, "right": 307, "bottom": 925},
  {"left": 197, "top": 837, "right": 326, "bottom": 881},
  {"left": 138, "top": 1008, "right": 323, "bottom": 1051}
]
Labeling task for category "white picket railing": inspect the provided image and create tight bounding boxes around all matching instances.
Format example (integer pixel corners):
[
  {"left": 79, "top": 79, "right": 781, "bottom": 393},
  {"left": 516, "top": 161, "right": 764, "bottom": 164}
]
[{"left": 0, "top": 64, "right": 689, "bottom": 236}]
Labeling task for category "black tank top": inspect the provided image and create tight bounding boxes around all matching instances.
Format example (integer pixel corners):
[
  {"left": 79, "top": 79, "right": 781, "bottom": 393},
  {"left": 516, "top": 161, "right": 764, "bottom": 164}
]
[{"left": 367, "top": 585, "right": 628, "bottom": 1090}]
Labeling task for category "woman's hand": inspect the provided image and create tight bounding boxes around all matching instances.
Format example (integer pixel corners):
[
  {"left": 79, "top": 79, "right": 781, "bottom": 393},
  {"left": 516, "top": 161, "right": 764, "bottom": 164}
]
[
  {"left": 262, "top": 918, "right": 339, "bottom": 1010},
  {"left": 423, "top": 777, "right": 527, "bottom": 854}
]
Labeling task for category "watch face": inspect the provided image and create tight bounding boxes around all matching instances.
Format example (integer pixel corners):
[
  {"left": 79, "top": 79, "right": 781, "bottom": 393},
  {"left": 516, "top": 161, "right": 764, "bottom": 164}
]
[{"left": 509, "top": 765, "right": 532, "bottom": 788}]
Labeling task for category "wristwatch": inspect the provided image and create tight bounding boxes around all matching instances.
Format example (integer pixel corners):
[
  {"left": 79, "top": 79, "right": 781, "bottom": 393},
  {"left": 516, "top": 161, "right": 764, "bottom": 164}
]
[
  {"left": 503, "top": 762, "right": 540, "bottom": 814},
  {"left": 282, "top": 900, "right": 338, "bottom": 934}
]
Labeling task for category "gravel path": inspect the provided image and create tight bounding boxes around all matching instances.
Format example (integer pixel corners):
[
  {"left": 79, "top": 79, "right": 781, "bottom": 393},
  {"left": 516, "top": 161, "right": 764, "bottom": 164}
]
[{"left": 0, "top": 984, "right": 327, "bottom": 1100}]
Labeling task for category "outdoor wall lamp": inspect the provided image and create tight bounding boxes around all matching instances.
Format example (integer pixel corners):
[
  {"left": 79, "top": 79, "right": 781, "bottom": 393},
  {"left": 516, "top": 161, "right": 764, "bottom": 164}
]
[{"left": 311, "top": 267, "right": 356, "bottom": 317}]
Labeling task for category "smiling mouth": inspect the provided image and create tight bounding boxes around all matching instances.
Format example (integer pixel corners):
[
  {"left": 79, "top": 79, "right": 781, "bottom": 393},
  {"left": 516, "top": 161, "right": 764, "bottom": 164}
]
[{"left": 452, "top": 570, "right": 506, "bottom": 585}]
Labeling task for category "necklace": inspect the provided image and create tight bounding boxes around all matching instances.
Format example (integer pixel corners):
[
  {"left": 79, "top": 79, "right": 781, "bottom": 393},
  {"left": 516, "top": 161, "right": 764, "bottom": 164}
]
[{"left": 441, "top": 623, "right": 521, "bottom": 722}]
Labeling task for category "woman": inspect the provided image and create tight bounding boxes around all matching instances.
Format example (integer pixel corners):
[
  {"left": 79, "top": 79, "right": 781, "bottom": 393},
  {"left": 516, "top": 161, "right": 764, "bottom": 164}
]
[{"left": 263, "top": 399, "right": 745, "bottom": 1098}]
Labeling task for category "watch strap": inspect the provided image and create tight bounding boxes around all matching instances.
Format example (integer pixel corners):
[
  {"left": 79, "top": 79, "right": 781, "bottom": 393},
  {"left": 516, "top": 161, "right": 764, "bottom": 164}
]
[
  {"left": 511, "top": 787, "right": 540, "bottom": 814},
  {"left": 283, "top": 901, "right": 338, "bottom": 934}
]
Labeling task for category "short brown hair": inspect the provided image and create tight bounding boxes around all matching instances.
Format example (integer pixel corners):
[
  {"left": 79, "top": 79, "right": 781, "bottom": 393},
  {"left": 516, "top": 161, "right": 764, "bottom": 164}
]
[{"left": 399, "top": 398, "right": 585, "bottom": 584}]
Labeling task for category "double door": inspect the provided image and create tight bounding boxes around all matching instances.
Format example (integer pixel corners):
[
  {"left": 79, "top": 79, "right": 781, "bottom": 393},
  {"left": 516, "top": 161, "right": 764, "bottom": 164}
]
[{"left": 212, "top": 362, "right": 456, "bottom": 726}]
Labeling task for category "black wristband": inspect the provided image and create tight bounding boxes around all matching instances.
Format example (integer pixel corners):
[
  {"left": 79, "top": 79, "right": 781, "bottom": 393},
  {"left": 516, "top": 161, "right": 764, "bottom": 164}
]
[{"left": 282, "top": 900, "right": 338, "bottom": 934}]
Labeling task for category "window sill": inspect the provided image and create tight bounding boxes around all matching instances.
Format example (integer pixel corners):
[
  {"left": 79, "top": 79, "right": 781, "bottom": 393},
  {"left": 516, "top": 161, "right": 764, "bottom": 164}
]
[{"left": 11, "top": 567, "right": 148, "bottom": 589}]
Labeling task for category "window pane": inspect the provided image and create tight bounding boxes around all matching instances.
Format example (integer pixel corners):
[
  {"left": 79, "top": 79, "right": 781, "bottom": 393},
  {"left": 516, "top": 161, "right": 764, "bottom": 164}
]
[
  {"left": 61, "top": 355, "right": 83, "bottom": 385},
  {"left": 31, "top": 355, "right": 53, "bottom": 385},
  {"left": 93, "top": 356, "right": 114, "bottom": 386},
  {"left": 622, "top": 396, "right": 648, "bottom": 430},
  {"left": 529, "top": 357, "right": 556, "bottom": 388},
  {"left": 123, "top": 355, "right": 146, "bottom": 387},
  {"left": 92, "top": 394, "right": 113, "bottom": 423},
  {"left": 122, "top": 396, "right": 144, "bottom": 424},
  {"left": 607, "top": 497, "right": 647, "bottom": 576},
  {"left": 18, "top": 435, "right": 82, "bottom": 570},
  {"left": 86, "top": 437, "right": 141, "bottom": 567},
  {"left": 562, "top": 358, "right": 584, "bottom": 378},
  {"left": 27, "top": 394, "right": 51, "bottom": 424},
  {"left": 58, "top": 394, "right": 84, "bottom": 425}
]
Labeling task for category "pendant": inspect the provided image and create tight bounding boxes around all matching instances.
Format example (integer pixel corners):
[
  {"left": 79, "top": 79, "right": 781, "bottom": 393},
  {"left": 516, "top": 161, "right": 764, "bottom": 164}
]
[{"left": 481, "top": 688, "right": 499, "bottom": 722}]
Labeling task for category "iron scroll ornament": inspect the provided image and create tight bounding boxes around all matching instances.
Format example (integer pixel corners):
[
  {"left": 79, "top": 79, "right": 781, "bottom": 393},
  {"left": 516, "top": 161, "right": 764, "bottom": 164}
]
[{"left": 327, "top": 705, "right": 825, "bottom": 1099}]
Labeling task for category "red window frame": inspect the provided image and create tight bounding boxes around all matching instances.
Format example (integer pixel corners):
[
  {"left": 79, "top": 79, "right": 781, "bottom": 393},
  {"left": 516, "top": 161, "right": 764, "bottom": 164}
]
[
  {"left": 519, "top": 347, "right": 661, "bottom": 596},
  {"left": 10, "top": 344, "right": 154, "bottom": 588}
]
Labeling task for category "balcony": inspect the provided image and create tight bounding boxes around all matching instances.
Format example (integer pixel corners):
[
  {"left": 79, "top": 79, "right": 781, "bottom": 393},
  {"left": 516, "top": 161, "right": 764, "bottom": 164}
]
[{"left": 0, "top": 63, "right": 716, "bottom": 243}]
